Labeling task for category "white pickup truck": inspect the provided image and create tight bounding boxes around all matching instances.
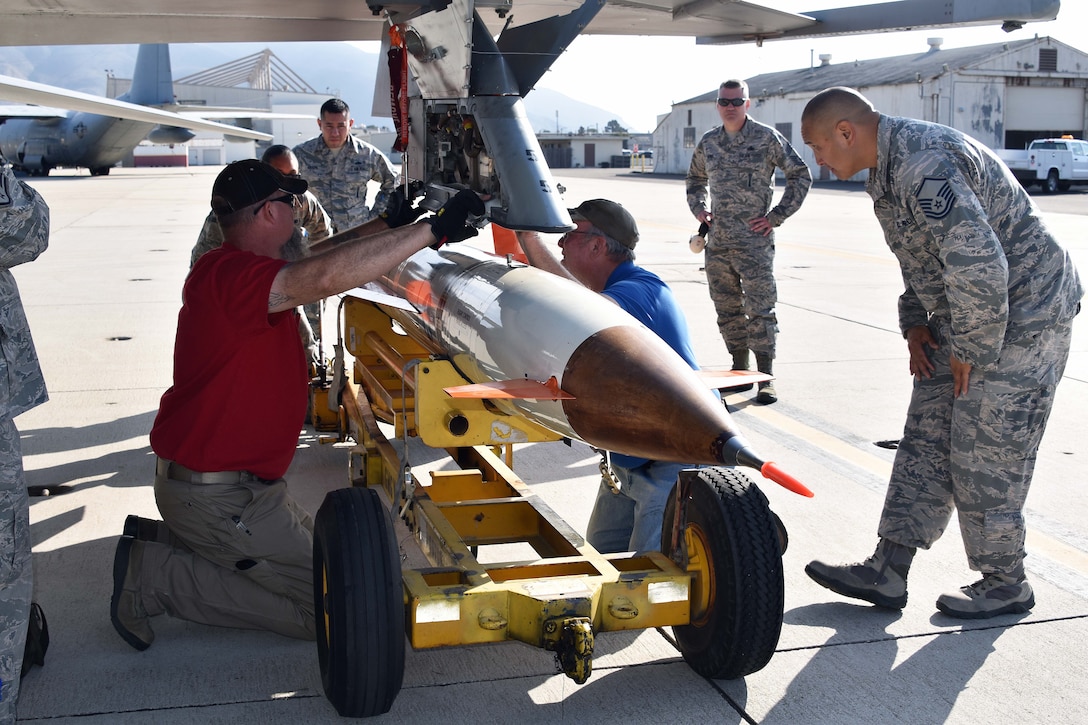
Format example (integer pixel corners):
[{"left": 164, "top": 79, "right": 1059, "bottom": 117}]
[{"left": 997, "top": 137, "right": 1088, "bottom": 193}]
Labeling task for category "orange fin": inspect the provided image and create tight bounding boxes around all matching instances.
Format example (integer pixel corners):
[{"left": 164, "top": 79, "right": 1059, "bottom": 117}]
[
  {"left": 444, "top": 376, "right": 574, "bottom": 400},
  {"left": 698, "top": 369, "right": 773, "bottom": 389},
  {"left": 492, "top": 224, "right": 528, "bottom": 264}
]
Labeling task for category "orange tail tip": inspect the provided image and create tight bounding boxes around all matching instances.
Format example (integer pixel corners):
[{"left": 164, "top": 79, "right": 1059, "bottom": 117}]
[{"left": 760, "top": 461, "right": 815, "bottom": 498}]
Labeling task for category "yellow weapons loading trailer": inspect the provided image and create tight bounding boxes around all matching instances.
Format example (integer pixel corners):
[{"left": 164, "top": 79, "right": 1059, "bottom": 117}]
[{"left": 309, "top": 271, "right": 792, "bottom": 717}]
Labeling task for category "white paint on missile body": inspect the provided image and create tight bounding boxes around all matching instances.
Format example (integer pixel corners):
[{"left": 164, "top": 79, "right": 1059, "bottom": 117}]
[{"left": 381, "top": 245, "right": 649, "bottom": 436}]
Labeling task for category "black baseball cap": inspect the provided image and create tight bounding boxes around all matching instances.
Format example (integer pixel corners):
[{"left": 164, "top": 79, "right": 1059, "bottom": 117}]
[
  {"left": 211, "top": 159, "right": 308, "bottom": 217},
  {"left": 568, "top": 199, "right": 639, "bottom": 249}
]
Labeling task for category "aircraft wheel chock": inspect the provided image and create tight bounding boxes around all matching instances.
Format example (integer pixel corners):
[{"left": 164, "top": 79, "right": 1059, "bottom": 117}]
[
  {"left": 662, "top": 467, "right": 784, "bottom": 679},
  {"left": 313, "top": 486, "right": 404, "bottom": 717}
]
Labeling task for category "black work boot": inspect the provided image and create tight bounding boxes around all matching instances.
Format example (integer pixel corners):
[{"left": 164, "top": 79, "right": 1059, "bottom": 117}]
[
  {"left": 806, "top": 538, "right": 916, "bottom": 609},
  {"left": 111, "top": 536, "right": 155, "bottom": 650},
  {"left": 731, "top": 350, "right": 753, "bottom": 392},
  {"left": 755, "top": 352, "right": 777, "bottom": 404}
]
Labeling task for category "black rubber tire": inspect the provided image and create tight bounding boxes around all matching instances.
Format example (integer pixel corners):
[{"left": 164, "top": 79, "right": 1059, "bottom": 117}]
[
  {"left": 662, "top": 467, "right": 784, "bottom": 679},
  {"left": 313, "top": 486, "right": 405, "bottom": 717},
  {"left": 1044, "top": 169, "right": 1059, "bottom": 194}
]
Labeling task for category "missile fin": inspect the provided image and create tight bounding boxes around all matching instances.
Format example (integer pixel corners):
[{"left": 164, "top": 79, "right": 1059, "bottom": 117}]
[{"left": 444, "top": 376, "right": 575, "bottom": 401}]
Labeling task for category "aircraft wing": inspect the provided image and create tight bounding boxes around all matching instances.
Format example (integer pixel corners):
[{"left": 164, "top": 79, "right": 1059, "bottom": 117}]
[
  {"left": 0, "top": 73, "right": 272, "bottom": 141},
  {"left": 175, "top": 111, "right": 314, "bottom": 121},
  {"left": 0, "top": 104, "right": 68, "bottom": 120},
  {"left": 0, "top": 0, "right": 1060, "bottom": 47}
]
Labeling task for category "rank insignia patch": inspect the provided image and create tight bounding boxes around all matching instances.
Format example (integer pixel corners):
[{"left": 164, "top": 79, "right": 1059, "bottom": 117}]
[{"left": 917, "top": 177, "right": 955, "bottom": 219}]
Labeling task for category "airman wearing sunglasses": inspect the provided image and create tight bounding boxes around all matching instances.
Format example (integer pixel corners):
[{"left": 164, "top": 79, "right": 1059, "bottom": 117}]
[{"left": 686, "top": 78, "right": 812, "bottom": 404}]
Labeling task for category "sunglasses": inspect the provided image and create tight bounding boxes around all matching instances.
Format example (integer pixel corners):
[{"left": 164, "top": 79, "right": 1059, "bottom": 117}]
[
  {"left": 717, "top": 97, "right": 747, "bottom": 107},
  {"left": 560, "top": 229, "right": 599, "bottom": 245},
  {"left": 253, "top": 193, "right": 295, "bottom": 215}
]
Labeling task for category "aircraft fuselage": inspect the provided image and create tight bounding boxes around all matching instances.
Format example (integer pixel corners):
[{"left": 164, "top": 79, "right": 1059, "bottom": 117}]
[{"left": 0, "top": 111, "right": 156, "bottom": 175}]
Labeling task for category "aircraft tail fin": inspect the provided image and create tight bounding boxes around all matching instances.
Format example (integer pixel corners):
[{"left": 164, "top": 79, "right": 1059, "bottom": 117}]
[{"left": 124, "top": 44, "right": 174, "bottom": 106}]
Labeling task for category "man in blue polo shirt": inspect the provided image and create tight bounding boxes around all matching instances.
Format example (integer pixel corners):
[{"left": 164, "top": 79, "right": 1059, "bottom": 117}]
[{"left": 517, "top": 199, "right": 702, "bottom": 553}]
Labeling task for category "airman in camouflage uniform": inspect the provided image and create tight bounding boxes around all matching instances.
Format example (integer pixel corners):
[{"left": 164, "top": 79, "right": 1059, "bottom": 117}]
[
  {"left": 0, "top": 163, "right": 49, "bottom": 723},
  {"left": 801, "top": 87, "right": 1083, "bottom": 619},
  {"left": 190, "top": 191, "right": 332, "bottom": 267},
  {"left": 191, "top": 147, "right": 334, "bottom": 364},
  {"left": 686, "top": 79, "right": 811, "bottom": 404},
  {"left": 293, "top": 98, "right": 397, "bottom": 232}
]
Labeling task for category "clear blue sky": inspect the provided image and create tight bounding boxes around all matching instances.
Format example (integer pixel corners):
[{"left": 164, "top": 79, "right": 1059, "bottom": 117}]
[{"left": 533, "top": 0, "right": 1082, "bottom": 132}]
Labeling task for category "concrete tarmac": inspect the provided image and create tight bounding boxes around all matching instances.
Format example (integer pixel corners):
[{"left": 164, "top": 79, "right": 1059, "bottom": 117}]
[{"left": 10, "top": 166, "right": 1088, "bottom": 724}]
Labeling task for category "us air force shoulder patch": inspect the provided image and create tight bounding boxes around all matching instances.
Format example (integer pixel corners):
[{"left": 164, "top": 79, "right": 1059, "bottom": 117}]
[{"left": 916, "top": 177, "right": 954, "bottom": 219}]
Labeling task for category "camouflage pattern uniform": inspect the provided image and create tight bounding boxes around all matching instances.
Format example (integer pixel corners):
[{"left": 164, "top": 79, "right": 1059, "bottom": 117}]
[
  {"left": 189, "top": 190, "right": 333, "bottom": 267},
  {"left": 0, "top": 165, "right": 49, "bottom": 722},
  {"left": 293, "top": 135, "right": 397, "bottom": 232},
  {"left": 869, "top": 115, "right": 1083, "bottom": 580},
  {"left": 686, "top": 117, "right": 811, "bottom": 359}
]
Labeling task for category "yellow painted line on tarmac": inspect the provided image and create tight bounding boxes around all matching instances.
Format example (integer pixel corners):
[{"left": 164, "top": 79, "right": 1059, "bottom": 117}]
[
  {"left": 733, "top": 399, "right": 894, "bottom": 479},
  {"left": 1024, "top": 530, "right": 1088, "bottom": 577},
  {"left": 735, "top": 399, "right": 1088, "bottom": 577}
]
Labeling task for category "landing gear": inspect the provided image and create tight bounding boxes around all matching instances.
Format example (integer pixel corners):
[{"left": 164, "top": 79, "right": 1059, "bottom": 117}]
[
  {"left": 313, "top": 487, "right": 405, "bottom": 718},
  {"left": 90, "top": 166, "right": 111, "bottom": 176},
  {"left": 662, "top": 467, "right": 785, "bottom": 680}
]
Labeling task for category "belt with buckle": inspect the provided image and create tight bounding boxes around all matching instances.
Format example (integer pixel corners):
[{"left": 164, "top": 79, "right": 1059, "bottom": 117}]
[{"left": 156, "top": 458, "right": 263, "bottom": 485}]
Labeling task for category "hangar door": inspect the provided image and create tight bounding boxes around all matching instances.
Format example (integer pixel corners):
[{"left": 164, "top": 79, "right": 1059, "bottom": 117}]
[{"left": 1004, "top": 86, "right": 1085, "bottom": 148}]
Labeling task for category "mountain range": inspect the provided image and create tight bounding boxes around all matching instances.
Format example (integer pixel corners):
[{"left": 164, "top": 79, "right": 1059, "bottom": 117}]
[{"left": 0, "top": 42, "right": 636, "bottom": 134}]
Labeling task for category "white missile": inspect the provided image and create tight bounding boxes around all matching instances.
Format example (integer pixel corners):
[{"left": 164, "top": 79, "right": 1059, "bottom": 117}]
[{"left": 364, "top": 244, "right": 812, "bottom": 497}]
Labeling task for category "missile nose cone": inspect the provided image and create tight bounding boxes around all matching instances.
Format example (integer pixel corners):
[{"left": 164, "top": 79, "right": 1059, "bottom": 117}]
[
  {"left": 561, "top": 325, "right": 813, "bottom": 497},
  {"left": 726, "top": 438, "right": 815, "bottom": 497},
  {"left": 560, "top": 325, "right": 746, "bottom": 465}
]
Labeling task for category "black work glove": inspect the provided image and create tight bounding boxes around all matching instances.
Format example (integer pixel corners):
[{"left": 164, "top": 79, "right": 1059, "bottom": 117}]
[
  {"left": 378, "top": 186, "right": 425, "bottom": 228},
  {"left": 697, "top": 221, "right": 709, "bottom": 236},
  {"left": 428, "top": 189, "right": 485, "bottom": 248}
]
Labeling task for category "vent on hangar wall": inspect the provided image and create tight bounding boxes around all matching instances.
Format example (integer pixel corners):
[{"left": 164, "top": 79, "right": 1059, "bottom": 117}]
[{"left": 1039, "top": 47, "right": 1058, "bottom": 73}]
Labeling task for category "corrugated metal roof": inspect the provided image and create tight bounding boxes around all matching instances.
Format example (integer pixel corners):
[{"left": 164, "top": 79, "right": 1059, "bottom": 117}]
[{"left": 677, "top": 38, "right": 1040, "bottom": 105}]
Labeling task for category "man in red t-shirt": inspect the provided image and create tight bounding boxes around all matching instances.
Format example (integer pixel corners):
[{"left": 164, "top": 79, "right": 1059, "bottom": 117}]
[{"left": 110, "top": 160, "right": 483, "bottom": 650}]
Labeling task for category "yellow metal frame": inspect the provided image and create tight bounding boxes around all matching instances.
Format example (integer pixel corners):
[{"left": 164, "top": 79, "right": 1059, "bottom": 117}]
[{"left": 334, "top": 296, "right": 698, "bottom": 681}]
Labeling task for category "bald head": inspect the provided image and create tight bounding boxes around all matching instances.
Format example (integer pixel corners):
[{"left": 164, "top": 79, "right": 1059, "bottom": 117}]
[
  {"left": 801, "top": 86, "right": 881, "bottom": 180},
  {"left": 803, "top": 87, "right": 878, "bottom": 129},
  {"left": 261, "top": 145, "right": 300, "bottom": 177}
]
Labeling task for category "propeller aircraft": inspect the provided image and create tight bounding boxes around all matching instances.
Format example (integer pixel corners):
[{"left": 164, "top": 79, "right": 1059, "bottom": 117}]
[{"left": 0, "top": 44, "right": 280, "bottom": 176}]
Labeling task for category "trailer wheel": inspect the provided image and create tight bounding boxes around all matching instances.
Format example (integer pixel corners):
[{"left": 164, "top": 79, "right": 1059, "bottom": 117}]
[
  {"left": 314, "top": 486, "right": 405, "bottom": 717},
  {"left": 662, "top": 467, "right": 784, "bottom": 679},
  {"left": 1044, "top": 169, "right": 1060, "bottom": 194}
]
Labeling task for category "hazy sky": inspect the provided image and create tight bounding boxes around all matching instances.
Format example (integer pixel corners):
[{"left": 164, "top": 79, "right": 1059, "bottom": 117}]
[{"left": 531, "top": 0, "right": 1082, "bottom": 132}]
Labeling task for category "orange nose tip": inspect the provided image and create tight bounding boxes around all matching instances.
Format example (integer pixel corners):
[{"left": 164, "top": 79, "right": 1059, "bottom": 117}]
[{"left": 760, "top": 461, "right": 814, "bottom": 498}]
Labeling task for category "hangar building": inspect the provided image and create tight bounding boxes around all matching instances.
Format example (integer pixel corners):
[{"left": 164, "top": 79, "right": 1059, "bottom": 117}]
[{"left": 652, "top": 36, "right": 1088, "bottom": 182}]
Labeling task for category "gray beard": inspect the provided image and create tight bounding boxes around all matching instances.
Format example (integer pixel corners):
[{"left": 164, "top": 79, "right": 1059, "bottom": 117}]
[{"left": 280, "top": 226, "right": 309, "bottom": 262}]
